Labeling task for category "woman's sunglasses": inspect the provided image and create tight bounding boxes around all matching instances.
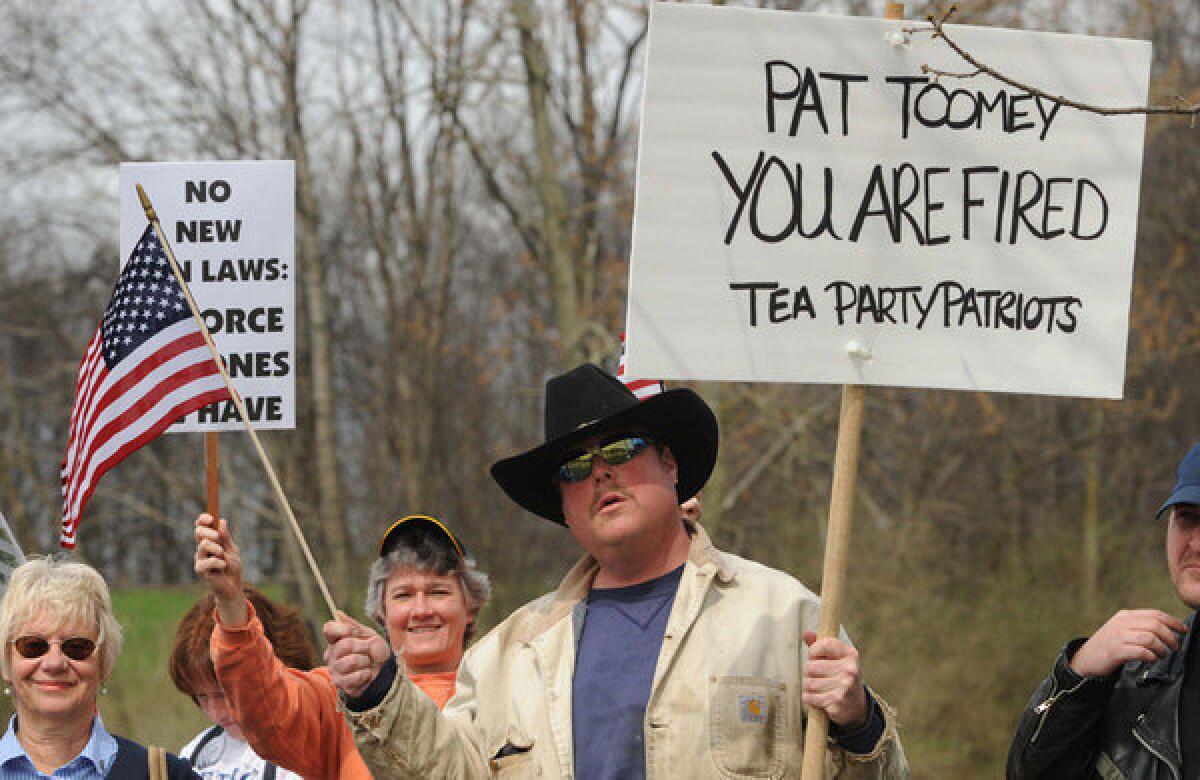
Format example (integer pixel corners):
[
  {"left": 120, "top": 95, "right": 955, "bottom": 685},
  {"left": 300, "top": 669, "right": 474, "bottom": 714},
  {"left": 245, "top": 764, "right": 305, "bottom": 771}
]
[
  {"left": 556, "top": 435, "right": 654, "bottom": 483},
  {"left": 10, "top": 636, "right": 97, "bottom": 661}
]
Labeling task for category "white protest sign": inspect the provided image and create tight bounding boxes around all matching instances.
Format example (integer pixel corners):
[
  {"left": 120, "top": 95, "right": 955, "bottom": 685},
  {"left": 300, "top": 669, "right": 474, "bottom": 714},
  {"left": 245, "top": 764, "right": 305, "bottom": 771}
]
[
  {"left": 119, "top": 161, "right": 295, "bottom": 430},
  {"left": 625, "top": 5, "right": 1151, "bottom": 398}
]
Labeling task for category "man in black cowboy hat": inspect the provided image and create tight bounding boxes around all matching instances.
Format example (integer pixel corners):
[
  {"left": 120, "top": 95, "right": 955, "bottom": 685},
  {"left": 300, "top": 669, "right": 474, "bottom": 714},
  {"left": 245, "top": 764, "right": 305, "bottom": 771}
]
[
  {"left": 1008, "top": 445, "right": 1200, "bottom": 779},
  {"left": 326, "top": 364, "right": 907, "bottom": 778}
]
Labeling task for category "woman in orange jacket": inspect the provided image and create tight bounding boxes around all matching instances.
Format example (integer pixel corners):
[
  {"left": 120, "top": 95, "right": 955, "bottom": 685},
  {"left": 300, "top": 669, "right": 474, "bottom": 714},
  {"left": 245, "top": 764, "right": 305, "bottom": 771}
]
[{"left": 193, "top": 512, "right": 490, "bottom": 779}]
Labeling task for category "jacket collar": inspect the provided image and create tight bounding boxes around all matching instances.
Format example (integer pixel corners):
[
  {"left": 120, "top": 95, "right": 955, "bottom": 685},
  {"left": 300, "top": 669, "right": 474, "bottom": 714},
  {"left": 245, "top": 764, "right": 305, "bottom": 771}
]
[
  {"left": 1138, "top": 611, "right": 1196, "bottom": 684},
  {"left": 515, "top": 522, "right": 736, "bottom": 644}
]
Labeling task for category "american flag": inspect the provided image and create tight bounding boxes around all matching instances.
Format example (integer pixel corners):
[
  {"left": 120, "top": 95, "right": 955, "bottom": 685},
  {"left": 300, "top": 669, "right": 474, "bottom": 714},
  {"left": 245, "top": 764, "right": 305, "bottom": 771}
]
[
  {"left": 617, "top": 332, "right": 665, "bottom": 400},
  {"left": 59, "top": 224, "right": 231, "bottom": 548}
]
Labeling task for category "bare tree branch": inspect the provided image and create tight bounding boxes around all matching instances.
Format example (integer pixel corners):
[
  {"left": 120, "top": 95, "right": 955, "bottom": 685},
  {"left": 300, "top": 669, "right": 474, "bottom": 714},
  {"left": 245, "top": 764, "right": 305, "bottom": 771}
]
[{"left": 908, "top": 4, "right": 1200, "bottom": 120}]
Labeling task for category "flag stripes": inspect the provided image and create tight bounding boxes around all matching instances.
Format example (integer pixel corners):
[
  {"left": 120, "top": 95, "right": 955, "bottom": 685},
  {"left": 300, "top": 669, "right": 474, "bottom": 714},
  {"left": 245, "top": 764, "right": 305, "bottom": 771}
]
[{"left": 617, "top": 332, "right": 665, "bottom": 400}]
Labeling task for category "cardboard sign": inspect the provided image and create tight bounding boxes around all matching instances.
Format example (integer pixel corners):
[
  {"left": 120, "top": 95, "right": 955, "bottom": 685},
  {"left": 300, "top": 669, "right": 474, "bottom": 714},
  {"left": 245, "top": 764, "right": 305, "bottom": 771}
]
[
  {"left": 119, "top": 161, "right": 296, "bottom": 430},
  {"left": 625, "top": 5, "right": 1152, "bottom": 398}
]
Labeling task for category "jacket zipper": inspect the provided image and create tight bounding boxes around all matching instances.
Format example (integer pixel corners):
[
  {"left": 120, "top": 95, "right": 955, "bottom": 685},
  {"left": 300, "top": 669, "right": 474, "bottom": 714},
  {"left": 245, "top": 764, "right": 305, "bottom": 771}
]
[
  {"left": 1133, "top": 715, "right": 1180, "bottom": 780},
  {"left": 1030, "top": 677, "right": 1087, "bottom": 744}
]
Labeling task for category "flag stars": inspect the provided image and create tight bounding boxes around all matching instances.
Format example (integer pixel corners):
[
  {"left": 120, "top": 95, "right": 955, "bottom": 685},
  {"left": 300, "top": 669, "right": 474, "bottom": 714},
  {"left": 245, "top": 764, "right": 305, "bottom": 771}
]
[{"left": 99, "top": 226, "right": 194, "bottom": 364}]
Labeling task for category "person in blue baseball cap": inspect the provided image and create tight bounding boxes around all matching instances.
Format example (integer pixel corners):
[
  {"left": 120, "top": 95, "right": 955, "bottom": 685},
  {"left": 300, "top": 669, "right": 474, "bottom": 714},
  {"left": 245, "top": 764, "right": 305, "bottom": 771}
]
[{"left": 1009, "top": 444, "right": 1200, "bottom": 779}]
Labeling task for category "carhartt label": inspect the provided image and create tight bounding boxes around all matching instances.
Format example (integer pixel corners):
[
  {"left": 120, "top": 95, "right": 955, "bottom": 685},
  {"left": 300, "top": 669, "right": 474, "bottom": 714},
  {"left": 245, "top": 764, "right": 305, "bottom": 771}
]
[{"left": 739, "top": 695, "right": 767, "bottom": 724}]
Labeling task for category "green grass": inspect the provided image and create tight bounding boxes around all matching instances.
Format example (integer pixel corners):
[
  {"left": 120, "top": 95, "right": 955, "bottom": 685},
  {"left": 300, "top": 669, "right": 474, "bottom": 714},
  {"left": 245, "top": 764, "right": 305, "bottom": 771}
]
[{"left": 104, "top": 586, "right": 214, "bottom": 751}]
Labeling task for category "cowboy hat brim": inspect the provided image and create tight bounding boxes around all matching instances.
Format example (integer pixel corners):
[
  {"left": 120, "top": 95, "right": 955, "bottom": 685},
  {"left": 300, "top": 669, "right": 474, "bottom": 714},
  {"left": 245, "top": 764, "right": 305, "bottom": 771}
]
[{"left": 490, "top": 387, "right": 718, "bottom": 524}]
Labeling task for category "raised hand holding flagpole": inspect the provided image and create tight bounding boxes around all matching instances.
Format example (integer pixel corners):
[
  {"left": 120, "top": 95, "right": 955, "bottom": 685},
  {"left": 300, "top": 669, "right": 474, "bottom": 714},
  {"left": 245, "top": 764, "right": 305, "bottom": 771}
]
[{"left": 136, "top": 183, "right": 338, "bottom": 619}]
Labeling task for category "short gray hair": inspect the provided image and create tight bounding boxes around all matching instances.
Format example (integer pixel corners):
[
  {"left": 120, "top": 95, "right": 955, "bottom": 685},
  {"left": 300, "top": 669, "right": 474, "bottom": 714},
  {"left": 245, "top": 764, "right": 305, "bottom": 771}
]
[
  {"left": 0, "top": 556, "right": 124, "bottom": 680},
  {"left": 364, "top": 544, "right": 491, "bottom": 646}
]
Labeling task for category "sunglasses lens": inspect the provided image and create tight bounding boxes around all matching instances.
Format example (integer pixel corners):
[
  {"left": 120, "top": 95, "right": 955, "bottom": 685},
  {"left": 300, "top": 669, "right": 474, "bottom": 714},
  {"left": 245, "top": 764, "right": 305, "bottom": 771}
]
[
  {"left": 13, "top": 637, "right": 48, "bottom": 659},
  {"left": 61, "top": 638, "right": 96, "bottom": 661},
  {"left": 557, "top": 453, "right": 594, "bottom": 483},
  {"left": 11, "top": 636, "right": 95, "bottom": 661},
  {"left": 556, "top": 437, "right": 653, "bottom": 483},
  {"left": 597, "top": 437, "right": 647, "bottom": 465}
]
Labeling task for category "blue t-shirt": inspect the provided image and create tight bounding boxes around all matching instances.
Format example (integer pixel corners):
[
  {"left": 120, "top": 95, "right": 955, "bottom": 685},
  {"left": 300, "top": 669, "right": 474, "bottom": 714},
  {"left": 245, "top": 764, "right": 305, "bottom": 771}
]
[{"left": 572, "top": 564, "right": 684, "bottom": 780}]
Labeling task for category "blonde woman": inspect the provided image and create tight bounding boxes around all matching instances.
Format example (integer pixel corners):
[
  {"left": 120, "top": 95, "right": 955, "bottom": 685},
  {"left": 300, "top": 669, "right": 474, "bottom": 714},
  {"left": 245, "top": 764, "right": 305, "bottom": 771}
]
[{"left": 0, "top": 556, "right": 197, "bottom": 778}]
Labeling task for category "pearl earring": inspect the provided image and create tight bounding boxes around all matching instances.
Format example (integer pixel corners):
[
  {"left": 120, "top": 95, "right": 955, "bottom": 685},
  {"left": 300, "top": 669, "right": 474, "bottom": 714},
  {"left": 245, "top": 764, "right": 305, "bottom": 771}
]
[{"left": 3, "top": 686, "right": 10, "bottom": 696}]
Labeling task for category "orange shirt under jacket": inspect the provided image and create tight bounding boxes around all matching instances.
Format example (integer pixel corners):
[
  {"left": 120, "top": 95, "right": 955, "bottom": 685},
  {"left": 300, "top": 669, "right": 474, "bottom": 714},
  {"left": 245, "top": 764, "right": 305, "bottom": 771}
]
[{"left": 211, "top": 600, "right": 455, "bottom": 780}]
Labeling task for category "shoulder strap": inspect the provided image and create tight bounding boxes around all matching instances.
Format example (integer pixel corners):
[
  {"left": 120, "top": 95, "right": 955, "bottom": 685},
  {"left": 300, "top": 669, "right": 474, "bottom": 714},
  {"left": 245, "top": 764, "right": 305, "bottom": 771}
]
[
  {"left": 147, "top": 745, "right": 167, "bottom": 780},
  {"left": 183, "top": 724, "right": 277, "bottom": 779},
  {"left": 109, "top": 735, "right": 149, "bottom": 778},
  {"left": 187, "top": 725, "right": 225, "bottom": 767}
]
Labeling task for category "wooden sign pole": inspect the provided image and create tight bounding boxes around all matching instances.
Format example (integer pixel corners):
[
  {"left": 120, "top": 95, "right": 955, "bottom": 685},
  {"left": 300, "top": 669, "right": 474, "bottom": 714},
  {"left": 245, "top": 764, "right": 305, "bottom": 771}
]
[
  {"left": 799, "top": 384, "right": 867, "bottom": 779},
  {"left": 205, "top": 432, "right": 220, "bottom": 517},
  {"left": 800, "top": 5, "right": 902, "bottom": 777}
]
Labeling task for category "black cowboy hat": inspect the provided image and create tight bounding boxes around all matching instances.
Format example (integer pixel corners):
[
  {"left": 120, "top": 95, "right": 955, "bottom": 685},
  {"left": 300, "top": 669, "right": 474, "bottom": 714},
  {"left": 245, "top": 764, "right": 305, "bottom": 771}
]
[{"left": 490, "top": 363, "right": 718, "bottom": 524}]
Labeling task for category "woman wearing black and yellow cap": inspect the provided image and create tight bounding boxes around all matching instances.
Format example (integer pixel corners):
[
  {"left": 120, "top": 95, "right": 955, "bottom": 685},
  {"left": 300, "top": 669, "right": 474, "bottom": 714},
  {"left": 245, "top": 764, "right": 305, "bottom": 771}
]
[{"left": 363, "top": 515, "right": 491, "bottom": 707}]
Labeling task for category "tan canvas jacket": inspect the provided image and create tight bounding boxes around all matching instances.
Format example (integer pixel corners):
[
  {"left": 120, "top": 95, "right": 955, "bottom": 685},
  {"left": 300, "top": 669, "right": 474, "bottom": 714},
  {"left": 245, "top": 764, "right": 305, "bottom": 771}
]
[{"left": 344, "top": 524, "right": 907, "bottom": 779}]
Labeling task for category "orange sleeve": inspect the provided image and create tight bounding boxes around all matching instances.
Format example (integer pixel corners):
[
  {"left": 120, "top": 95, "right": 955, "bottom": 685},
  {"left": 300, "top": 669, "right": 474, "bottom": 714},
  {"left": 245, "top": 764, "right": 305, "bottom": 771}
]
[{"left": 210, "top": 602, "right": 371, "bottom": 780}]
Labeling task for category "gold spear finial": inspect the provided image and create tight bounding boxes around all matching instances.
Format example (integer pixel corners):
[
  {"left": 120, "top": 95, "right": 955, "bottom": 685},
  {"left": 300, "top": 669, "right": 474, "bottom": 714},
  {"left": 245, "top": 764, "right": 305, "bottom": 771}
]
[{"left": 135, "top": 183, "right": 157, "bottom": 222}]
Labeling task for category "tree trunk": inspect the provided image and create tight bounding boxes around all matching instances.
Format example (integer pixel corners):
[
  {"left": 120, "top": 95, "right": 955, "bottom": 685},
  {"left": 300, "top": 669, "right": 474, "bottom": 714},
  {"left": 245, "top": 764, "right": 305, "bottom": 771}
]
[
  {"left": 512, "top": 0, "right": 583, "bottom": 366},
  {"left": 282, "top": 3, "right": 350, "bottom": 605}
]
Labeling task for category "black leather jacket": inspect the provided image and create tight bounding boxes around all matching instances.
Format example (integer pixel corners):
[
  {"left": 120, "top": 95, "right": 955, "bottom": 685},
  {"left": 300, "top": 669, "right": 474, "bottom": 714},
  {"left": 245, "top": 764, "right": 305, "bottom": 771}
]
[{"left": 1007, "top": 612, "right": 1196, "bottom": 780}]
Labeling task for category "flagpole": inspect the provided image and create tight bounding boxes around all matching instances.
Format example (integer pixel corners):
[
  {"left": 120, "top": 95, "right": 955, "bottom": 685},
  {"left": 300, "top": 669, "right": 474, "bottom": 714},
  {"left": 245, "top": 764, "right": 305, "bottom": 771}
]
[{"left": 135, "top": 183, "right": 338, "bottom": 619}]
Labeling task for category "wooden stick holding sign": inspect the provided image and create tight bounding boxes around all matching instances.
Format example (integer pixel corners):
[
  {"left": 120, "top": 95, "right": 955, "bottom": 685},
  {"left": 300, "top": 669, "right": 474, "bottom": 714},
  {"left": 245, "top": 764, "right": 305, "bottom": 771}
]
[
  {"left": 136, "top": 183, "right": 338, "bottom": 619},
  {"left": 800, "top": 384, "right": 867, "bottom": 779},
  {"left": 797, "top": 10, "right": 901, "bottom": 780},
  {"left": 205, "top": 432, "right": 220, "bottom": 517}
]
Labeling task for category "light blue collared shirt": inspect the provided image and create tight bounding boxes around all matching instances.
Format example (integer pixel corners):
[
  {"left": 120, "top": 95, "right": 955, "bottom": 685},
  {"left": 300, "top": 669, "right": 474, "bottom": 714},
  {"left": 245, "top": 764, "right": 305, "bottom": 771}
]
[{"left": 0, "top": 714, "right": 119, "bottom": 779}]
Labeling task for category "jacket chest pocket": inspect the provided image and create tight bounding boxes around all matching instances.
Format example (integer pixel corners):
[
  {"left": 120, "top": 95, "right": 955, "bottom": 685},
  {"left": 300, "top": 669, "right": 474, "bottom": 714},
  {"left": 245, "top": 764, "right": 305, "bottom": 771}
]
[
  {"left": 488, "top": 729, "right": 539, "bottom": 778},
  {"left": 709, "top": 676, "right": 787, "bottom": 778}
]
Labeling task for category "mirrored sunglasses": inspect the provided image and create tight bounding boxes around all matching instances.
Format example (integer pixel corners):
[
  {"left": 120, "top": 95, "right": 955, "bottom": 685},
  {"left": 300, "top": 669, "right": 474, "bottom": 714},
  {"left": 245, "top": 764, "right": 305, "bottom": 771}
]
[
  {"left": 556, "top": 435, "right": 654, "bottom": 483},
  {"left": 11, "top": 636, "right": 97, "bottom": 662}
]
